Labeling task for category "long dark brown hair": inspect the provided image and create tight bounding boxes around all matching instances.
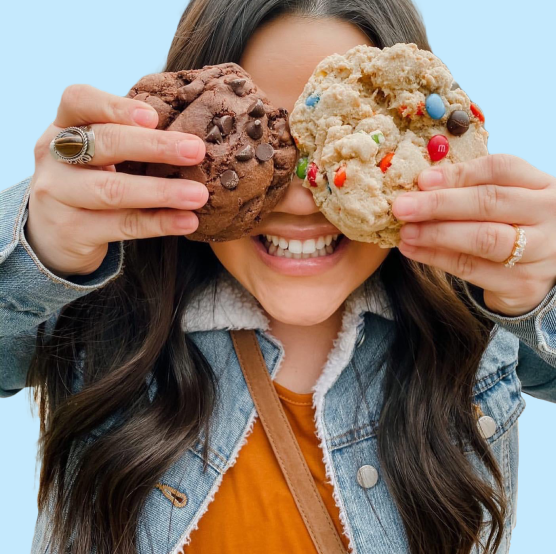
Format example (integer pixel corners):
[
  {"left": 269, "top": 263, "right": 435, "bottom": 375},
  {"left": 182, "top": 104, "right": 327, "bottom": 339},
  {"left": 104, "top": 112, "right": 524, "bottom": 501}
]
[{"left": 27, "top": 1, "right": 505, "bottom": 553}]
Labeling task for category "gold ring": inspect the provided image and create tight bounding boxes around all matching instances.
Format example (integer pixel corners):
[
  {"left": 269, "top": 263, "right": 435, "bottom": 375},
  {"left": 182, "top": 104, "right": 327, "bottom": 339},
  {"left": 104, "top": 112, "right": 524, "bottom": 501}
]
[{"left": 503, "top": 224, "right": 526, "bottom": 268}]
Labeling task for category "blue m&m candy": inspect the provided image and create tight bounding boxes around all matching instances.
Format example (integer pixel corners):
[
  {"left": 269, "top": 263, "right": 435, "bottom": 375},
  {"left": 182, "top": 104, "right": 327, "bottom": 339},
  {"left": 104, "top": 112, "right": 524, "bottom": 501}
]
[
  {"left": 425, "top": 94, "right": 446, "bottom": 120},
  {"left": 305, "top": 93, "right": 320, "bottom": 107}
]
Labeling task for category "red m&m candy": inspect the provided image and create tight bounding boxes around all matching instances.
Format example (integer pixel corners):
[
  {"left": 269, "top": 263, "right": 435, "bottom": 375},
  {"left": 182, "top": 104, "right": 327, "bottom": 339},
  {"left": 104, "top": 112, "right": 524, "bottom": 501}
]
[
  {"left": 307, "top": 162, "right": 319, "bottom": 187},
  {"left": 427, "top": 135, "right": 450, "bottom": 162}
]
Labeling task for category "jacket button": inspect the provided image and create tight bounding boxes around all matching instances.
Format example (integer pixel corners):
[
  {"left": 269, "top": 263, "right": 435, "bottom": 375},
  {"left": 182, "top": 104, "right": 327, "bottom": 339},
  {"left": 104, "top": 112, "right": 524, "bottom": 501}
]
[
  {"left": 477, "top": 415, "right": 497, "bottom": 439},
  {"left": 357, "top": 465, "right": 378, "bottom": 489}
]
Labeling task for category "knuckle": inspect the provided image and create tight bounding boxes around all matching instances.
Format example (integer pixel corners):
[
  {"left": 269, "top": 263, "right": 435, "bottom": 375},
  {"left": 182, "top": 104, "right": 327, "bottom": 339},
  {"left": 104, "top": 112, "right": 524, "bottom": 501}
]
[
  {"left": 97, "top": 173, "right": 128, "bottom": 208},
  {"left": 455, "top": 252, "right": 475, "bottom": 278},
  {"left": 153, "top": 133, "right": 175, "bottom": 161},
  {"left": 476, "top": 184, "right": 499, "bottom": 219},
  {"left": 98, "top": 124, "right": 121, "bottom": 157},
  {"left": 106, "top": 94, "right": 125, "bottom": 122},
  {"left": 61, "top": 84, "right": 90, "bottom": 109},
  {"left": 476, "top": 223, "right": 499, "bottom": 257},
  {"left": 34, "top": 137, "right": 50, "bottom": 163},
  {"left": 31, "top": 176, "right": 50, "bottom": 200},
  {"left": 428, "top": 190, "right": 442, "bottom": 214},
  {"left": 488, "top": 154, "right": 515, "bottom": 181},
  {"left": 121, "top": 210, "right": 141, "bottom": 240},
  {"left": 155, "top": 178, "right": 172, "bottom": 206},
  {"left": 450, "top": 162, "right": 466, "bottom": 188}
]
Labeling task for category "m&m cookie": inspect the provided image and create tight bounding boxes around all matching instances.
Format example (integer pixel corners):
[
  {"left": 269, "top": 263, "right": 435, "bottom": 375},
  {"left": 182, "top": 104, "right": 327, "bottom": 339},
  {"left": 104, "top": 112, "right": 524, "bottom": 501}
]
[{"left": 289, "top": 43, "right": 488, "bottom": 247}]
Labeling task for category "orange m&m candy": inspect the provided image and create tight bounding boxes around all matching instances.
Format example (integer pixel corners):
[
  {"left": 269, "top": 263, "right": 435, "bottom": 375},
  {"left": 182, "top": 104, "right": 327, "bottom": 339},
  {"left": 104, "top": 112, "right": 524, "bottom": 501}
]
[{"left": 334, "top": 166, "right": 347, "bottom": 187}]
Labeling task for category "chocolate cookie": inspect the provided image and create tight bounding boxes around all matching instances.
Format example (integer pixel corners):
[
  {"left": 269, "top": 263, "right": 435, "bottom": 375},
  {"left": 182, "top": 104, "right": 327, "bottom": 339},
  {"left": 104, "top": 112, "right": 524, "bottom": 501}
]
[{"left": 115, "top": 63, "right": 297, "bottom": 241}]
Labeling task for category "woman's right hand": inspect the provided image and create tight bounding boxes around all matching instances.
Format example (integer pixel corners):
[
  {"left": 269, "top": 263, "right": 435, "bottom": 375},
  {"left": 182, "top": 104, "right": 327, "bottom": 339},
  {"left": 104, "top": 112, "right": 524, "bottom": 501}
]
[{"left": 26, "top": 84, "right": 208, "bottom": 278}]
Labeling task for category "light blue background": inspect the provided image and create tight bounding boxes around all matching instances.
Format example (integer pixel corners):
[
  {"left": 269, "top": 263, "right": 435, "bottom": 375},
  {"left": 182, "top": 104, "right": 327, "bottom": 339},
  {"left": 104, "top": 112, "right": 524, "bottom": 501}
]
[{"left": 1, "top": 1, "right": 554, "bottom": 552}]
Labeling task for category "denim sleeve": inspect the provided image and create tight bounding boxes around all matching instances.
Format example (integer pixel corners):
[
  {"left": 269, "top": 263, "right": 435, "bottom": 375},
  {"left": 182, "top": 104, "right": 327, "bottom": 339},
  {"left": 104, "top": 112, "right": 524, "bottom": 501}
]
[
  {"left": 463, "top": 281, "right": 556, "bottom": 403},
  {"left": 0, "top": 177, "right": 125, "bottom": 397}
]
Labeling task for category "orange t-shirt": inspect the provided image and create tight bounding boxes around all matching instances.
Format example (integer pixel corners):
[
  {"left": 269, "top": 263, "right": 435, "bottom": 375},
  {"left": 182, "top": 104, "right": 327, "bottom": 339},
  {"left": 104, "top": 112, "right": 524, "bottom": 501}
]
[{"left": 180, "top": 380, "right": 351, "bottom": 553}]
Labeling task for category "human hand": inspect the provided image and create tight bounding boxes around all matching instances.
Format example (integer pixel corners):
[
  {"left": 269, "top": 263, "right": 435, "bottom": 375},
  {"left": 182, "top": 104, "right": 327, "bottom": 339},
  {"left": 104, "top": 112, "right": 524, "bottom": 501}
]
[
  {"left": 392, "top": 154, "right": 556, "bottom": 317},
  {"left": 26, "top": 84, "right": 208, "bottom": 278}
]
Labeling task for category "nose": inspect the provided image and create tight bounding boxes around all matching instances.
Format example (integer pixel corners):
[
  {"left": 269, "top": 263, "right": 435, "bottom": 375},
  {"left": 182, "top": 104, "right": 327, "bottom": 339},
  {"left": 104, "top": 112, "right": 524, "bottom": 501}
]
[{"left": 272, "top": 174, "right": 320, "bottom": 215}]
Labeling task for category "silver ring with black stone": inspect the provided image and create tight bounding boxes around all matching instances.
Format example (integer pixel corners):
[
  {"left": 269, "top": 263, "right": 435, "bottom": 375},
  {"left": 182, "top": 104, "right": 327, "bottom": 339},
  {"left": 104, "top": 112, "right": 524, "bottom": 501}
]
[{"left": 49, "top": 125, "right": 95, "bottom": 165}]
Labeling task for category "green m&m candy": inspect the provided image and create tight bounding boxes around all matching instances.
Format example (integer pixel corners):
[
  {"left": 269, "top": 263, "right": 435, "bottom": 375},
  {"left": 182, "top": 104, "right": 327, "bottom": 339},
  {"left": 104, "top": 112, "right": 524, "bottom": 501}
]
[
  {"left": 370, "top": 131, "right": 385, "bottom": 145},
  {"left": 296, "top": 156, "right": 309, "bottom": 179}
]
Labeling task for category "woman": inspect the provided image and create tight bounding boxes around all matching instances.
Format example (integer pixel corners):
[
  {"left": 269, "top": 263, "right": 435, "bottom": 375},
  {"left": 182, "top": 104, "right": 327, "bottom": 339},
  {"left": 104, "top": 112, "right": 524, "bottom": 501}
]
[{"left": 1, "top": 0, "right": 555, "bottom": 553}]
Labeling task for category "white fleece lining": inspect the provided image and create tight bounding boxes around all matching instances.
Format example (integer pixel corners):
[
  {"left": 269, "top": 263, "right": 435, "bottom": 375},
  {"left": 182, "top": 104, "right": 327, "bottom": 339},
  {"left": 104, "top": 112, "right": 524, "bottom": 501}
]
[{"left": 176, "top": 271, "right": 394, "bottom": 553}]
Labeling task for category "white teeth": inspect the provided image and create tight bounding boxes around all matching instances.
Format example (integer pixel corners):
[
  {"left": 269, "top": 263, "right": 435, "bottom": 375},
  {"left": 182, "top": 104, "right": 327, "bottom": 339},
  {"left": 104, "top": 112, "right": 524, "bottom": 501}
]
[
  {"left": 260, "top": 233, "right": 343, "bottom": 258},
  {"left": 288, "top": 239, "right": 303, "bottom": 254},
  {"left": 302, "top": 239, "right": 316, "bottom": 254}
]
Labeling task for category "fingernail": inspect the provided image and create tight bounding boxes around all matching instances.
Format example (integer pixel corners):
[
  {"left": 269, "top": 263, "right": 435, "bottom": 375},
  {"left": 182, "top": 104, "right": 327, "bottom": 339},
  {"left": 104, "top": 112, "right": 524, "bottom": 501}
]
[
  {"left": 175, "top": 213, "right": 198, "bottom": 231},
  {"left": 189, "top": 184, "right": 208, "bottom": 203},
  {"left": 420, "top": 168, "right": 445, "bottom": 189},
  {"left": 132, "top": 108, "right": 157, "bottom": 127},
  {"left": 394, "top": 196, "right": 417, "bottom": 217},
  {"left": 178, "top": 139, "right": 202, "bottom": 160}
]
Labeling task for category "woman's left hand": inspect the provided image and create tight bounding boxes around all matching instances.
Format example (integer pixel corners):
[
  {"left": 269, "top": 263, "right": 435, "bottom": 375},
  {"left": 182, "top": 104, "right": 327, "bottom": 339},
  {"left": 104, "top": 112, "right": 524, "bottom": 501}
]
[{"left": 392, "top": 154, "right": 556, "bottom": 317}]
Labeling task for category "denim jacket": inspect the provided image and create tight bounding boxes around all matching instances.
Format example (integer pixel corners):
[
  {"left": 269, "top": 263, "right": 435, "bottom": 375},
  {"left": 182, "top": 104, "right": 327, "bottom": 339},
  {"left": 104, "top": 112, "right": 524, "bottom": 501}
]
[{"left": 2, "top": 177, "right": 556, "bottom": 554}]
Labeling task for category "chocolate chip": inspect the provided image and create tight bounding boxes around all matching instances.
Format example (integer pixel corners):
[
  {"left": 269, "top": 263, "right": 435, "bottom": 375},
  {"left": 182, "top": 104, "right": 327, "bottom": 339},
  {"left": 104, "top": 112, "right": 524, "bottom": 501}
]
[
  {"left": 235, "top": 145, "right": 255, "bottom": 161},
  {"left": 248, "top": 99, "right": 265, "bottom": 118},
  {"left": 447, "top": 110, "right": 470, "bottom": 136},
  {"left": 177, "top": 80, "right": 205, "bottom": 103},
  {"left": 273, "top": 119, "right": 292, "bottom": 144},
  {"left": 205, "top": 125, "right": 223, "bottom": 143},
  {"left": 217, "top": 115, "right": 234, "bottom": 135},
  {"left": 246, "top": 120, "right": 263, "bottom": 140},
  {"left": 255, "top": 143, "right": 274, "bottom": 162},
  {"left": 220, "top": 170, "right": 239, "bottom": 190},
  {"left": 229, "top": 79, "right": 247, "bottom": 96}
]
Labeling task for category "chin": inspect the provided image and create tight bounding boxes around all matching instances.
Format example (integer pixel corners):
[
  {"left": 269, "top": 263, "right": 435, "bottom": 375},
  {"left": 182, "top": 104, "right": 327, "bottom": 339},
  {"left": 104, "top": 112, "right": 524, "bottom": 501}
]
[{"left": 244, "top": 278, "right": 356, "bottom": 326}]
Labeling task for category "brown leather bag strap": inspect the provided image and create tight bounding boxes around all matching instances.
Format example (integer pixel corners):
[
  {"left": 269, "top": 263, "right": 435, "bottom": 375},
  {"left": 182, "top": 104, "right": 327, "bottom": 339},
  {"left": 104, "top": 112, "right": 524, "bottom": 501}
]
[{"left": 229, "top": 329, "right": 347, "bottom": 554}]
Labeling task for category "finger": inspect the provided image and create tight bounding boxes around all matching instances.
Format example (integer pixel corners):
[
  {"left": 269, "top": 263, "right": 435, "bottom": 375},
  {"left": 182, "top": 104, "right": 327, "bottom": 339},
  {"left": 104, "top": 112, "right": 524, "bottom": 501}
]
[
  {"left": 399, "top": 222, "right": 542, "bottom": 264},
  {"left": 79, "top": 206, "right": 201, "bottom": 244},
  {"left": 392, "top": 185, "right": 544, "bottom": 224},
  {"left": 49, "top": 163, "right": 209, "bottom": 211},
  {"left": 418, "top": 154, "right": 555, "bottom": 191},
  {"left": 396, "top": 243, "right": 525, "bottom": 295},
  {"left": 55, "top": 122, "right": 206, "bottom": 167},
  {"left": 54, "top": 84, "right": 161, "bottom": 129}
]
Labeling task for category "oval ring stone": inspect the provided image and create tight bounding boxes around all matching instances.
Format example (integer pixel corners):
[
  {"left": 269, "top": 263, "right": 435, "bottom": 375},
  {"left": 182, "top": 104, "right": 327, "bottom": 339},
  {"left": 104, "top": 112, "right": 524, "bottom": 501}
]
[{"left": 54, "top": 130, "right": 85, "bottom": 157}]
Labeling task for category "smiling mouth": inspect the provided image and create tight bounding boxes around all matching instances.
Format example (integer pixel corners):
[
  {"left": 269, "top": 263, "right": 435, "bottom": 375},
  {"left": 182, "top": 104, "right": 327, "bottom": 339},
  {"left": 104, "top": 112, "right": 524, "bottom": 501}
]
[{"left": 257, "top": 233, "right": 345, "bottom": 258}]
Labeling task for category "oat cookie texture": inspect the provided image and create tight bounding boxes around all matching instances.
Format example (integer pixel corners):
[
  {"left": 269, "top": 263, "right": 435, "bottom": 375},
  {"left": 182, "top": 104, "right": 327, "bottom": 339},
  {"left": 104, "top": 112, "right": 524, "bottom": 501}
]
[{"left": 289, "top": 43, "right": 488, "bottom": 247}]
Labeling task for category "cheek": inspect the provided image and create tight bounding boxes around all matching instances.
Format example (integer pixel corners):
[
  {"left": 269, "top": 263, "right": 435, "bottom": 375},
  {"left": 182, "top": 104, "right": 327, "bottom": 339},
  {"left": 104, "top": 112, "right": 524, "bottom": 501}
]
[{"left": 210, "top": 238, "right": 392, "bottom": 325}]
